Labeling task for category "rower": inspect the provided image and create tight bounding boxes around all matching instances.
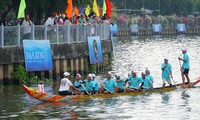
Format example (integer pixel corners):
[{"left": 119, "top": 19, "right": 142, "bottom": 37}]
[
  {"left": 99, "top": 71, "right": 117, "bottom": 94},
  {"left": 161, "top": 58, "right": 173, "bottom": 87},
  {"left": 58, "top": 72, "right": 81, "bottom": 96},
  {"left": 178, "top": 48, "right": 190, "bottom": 85},
  {"left": 114, "top": 73, "right": 125, "bottom": 93},
  {"left": 140, "top": 72, "right": 153, "bottom": 90},
  {"left": 91, "top": 73, "right": 99, "bottom": 94},
  {"left": 125, "top": 71, "right": 142, "bottom": 92},
  {"left": 145, "top": 69, "right": 154, "bottom": 88},
  {"left": 84, "top": 74, "right": 96, "bottom": 94},
  {"left": 74, "top": 73, "right": 84, "bottom": 92}
]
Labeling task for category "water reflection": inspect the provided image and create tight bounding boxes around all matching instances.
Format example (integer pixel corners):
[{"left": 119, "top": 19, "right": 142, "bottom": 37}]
[
  {"left": 181, "top": 90, "right": 191, "bottom": 111},
  {"left": 29, "top": 102, "right": 79, "bottom": 119},
  {"left": 161, "top": 93, "right": 170, "bottom": 105}
]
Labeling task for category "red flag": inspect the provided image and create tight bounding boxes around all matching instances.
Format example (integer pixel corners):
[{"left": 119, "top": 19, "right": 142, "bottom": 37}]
[
  {"left": 105, "top": 0, "right": 112, "bottom": 18},
  {"left": 66, "top": 0, "right": 73, "bottom": 18}
]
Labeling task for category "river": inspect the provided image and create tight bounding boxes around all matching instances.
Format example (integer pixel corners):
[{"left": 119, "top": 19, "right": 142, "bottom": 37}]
[{"left": 0, "top": 35, "right": 200, "bottom": 120}]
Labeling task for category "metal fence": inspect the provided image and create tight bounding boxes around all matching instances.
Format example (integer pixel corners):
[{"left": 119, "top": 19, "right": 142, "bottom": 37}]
[
  {"left": 117, "top": 22, "right": 199, "bottom": 31},
  {"left": 0, "top": 23, "right": 110, "bottom": 48}
]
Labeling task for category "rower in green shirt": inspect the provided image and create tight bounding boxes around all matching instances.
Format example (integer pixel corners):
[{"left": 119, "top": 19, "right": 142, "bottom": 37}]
[
  {"left": 114, "top": 73, "right": 125, "bottom": 93},
  {"left": 99, "top": 72, "right": 117, "bottom": 94},
  {"left": 140, "top": 72, "right": 153, "bottom": 90},
  {"left": 161, "top": 58, "right": 173, "bottom": 87},
  {"left": 178, "top": 48, "right": 190, "bottom": 85}
]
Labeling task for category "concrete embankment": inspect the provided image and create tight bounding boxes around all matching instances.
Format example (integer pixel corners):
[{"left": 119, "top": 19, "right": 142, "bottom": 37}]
[
  {"left": 0, "top": 40, "right": 112, "bottom": 84},
  {"left": 116, "top": 29, "right": 200, "bottom": 36}
]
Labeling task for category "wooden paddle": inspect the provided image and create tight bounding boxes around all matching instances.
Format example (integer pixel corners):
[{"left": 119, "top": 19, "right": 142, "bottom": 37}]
[
  {"left": 166, "top": 68, "right": 178, "bottom": 89},
  {"left": 81, "top": 84, "right": 95, "bottom": 100},
  {"left": 104, "top": 87, "right": 117, "bottom": 97}
]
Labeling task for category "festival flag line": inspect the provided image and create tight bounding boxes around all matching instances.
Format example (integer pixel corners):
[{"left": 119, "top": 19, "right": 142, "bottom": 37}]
[{"left": 17, "top": 0, "right": 26, "bottom": 19}]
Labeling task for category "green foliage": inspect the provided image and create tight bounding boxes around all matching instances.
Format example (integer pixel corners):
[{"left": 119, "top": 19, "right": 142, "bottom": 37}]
[
  {"left": 12, "top": 64, "right": 53, "bottom": 85},
  {"left": 111, "top": 12, "right": 118, "bottom": 22},
  {"left": 1, "top": 0, "right": 199, "bottom": 24},
  {"left": 84, "top": 65, "right": 89, "bottom": 75},
  {"left": 88, "top": 64, "right": 97, "bottom": 73},
  {"left": 12, "top": 64, "right": 29, "bottom": 84},
  {"left": 30, "top": 76, "right": 53, "bottom": 85}
]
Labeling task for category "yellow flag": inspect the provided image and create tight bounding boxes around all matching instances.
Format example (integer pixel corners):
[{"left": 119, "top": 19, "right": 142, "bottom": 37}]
[
  {"left": 102, "top": 0, "right": 106, "bottom": 15},
  {"left": 93, "top": 0, "right": 99, "bottom": 16},
  {"left": 85, "top": 4, "right": 91, "bottom": 16},
  {"left": 17, "top": 0, "right": 26, "bottom": 19}
]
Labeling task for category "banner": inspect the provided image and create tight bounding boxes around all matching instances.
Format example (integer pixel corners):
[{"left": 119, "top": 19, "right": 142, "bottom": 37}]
[
  {"left": 152, "top": 24, "right": 162, "bottom": 33},
  {"left": 130, "top": 24, "right": 139, "bottom": 34},
  {"left": 177, "top": 24, "right": 186, "bottom": 32},
  {"left": 110, "top": 24, "right": 118, "bottom": 34},
  {"left": 88, "top": 36, "right": 103, "bottom": 64},
  {"left": 23, "top": 40, "right": 53, "bottom": 71}
]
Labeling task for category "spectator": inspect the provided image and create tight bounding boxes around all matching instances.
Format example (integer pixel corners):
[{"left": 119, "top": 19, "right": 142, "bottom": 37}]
[
  {"left": 45, "top": 13, "right": 55, "bottom": 41},
  {"left": 22, "top": 15, "right": 32, "bottom": 39}
]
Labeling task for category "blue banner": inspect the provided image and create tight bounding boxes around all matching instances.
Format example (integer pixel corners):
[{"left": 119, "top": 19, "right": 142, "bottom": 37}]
[
  {"left": 88, "top": 36, "right": 103, "bottom": 64},
  {"left": 130, "top": 24, "right": 139, "bottom": 34},
  {"left": 177, "top": 24, "right": 186, "bottom": 32},
  {"left": 152, "top": 24, "right": 162, "bottom": 33},
  {"left": 110, "top": 24, "right": 118, "bottom": 34},
  {"left": 23, "top": 40, "right": 53, "bottom": 71}
]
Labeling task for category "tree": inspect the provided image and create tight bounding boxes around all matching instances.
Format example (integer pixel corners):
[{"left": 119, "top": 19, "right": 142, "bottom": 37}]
[{"left": 0, "top": 0, "right": 93, "bottom": 25}]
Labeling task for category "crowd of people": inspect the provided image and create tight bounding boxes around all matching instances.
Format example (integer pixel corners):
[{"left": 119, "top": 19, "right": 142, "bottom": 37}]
[
  {"left": 58, "top": 48, "right": 191, "bottom": 96},
  {"left": 19, "top": 12, "right": 113, "bottom": 40}
]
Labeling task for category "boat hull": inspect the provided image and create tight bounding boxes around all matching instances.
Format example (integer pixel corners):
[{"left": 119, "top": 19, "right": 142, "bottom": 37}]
[{"left": 23, "top": 78, "right": 200, "bottom": 102}]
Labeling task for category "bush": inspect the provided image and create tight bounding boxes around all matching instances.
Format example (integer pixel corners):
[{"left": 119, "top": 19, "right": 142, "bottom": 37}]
[
  {"left": 12, "top": 64, "right": 53, "bottom": 85},
  {"left": 12, "top": 64, "right": 29, "bottom": 84}
]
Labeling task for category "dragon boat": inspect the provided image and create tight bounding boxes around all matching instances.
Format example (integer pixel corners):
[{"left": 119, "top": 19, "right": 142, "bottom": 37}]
[{"left": 23, "top": 78, "right": 200, "bottom": 102}]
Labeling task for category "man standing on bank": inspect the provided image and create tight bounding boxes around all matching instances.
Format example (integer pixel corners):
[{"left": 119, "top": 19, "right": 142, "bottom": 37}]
[
  {"left": 161, "top": 58, "right": 173, "bottom": 87},
  {"left": 178, "top": 48, "right": 190, "bottom": 85}
]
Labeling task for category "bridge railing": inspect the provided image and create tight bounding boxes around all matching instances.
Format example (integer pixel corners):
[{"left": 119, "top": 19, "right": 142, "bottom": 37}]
[{"left": 0, "top": 23, "right": 111, "bottom": 48}]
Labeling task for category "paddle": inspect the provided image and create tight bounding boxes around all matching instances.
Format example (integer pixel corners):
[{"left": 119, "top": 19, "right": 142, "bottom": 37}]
[
  {"left": 81, "top": 84, "right": 95, "bottom": 100},
  {"left": 178, "top": 55, "right": 182, "bottom": 72},
  {"left": 166, "top": 68, "right": 178, "bottom": 89},
  {"left": 104, "top": 87, "right": 117, "bottom": 97}
]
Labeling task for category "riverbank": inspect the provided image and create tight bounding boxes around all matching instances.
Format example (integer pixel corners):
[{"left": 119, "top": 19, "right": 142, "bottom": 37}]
[{"left": 0, "top": 40, "right": 113, "bottom": 84}]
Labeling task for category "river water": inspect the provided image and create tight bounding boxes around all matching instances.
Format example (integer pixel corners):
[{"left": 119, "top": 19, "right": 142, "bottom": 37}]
[{"left": 0, "top": 35, "right": 200, "bottom": 120}]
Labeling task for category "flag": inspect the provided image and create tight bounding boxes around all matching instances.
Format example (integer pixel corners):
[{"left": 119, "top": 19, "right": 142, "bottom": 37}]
[
  {"left": 85, "top": 4, "right": 91, "bottom": 16},
  {"left": 17, "top": 0, "right": 26, "bottom": 19},
  {"left": 78, "top": 6, "right": 84, "bottom": 14},
  {"left": 74, "top": 7, "right": 79, "bottom": 16},
  {"left": 99, "top": 9, "right": 102, "bottom": 16},
  {"left": 66, "top": 0, "right": 73, "bottom": 18},
  {"left": 102, "top": 0, "right": 106, "bottom": 16},
  {"left": 93, "top": 0, "right": 99, "bottom": 16},
  {"left": 105, "top": 0, "right": 112, "bottom": 18}
]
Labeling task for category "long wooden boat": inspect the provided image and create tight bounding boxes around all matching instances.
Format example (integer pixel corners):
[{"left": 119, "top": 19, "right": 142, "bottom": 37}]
[{"left": 23, "top": 78, "right": 200, "bottom": 102}]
